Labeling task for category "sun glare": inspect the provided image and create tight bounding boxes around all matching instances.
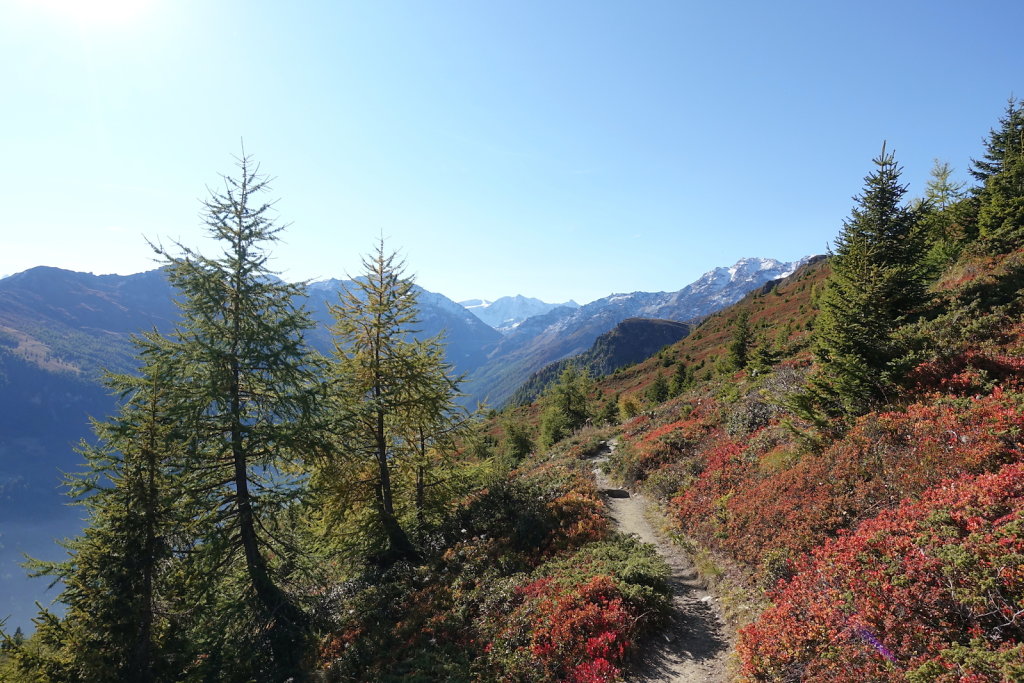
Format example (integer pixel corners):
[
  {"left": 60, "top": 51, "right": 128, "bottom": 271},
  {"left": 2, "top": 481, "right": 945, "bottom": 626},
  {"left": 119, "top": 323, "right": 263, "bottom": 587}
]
[{"left": 35, "top": 0, "right": 153, "bottom": 28}]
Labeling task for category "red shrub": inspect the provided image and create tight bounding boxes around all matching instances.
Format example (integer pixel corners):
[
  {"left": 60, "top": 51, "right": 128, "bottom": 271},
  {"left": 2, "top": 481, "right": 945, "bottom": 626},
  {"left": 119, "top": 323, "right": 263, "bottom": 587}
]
[
  {"left": 739, "top": 462, "right": 1024, "bottom": 682},
  {"left": 488, "top": 575, "right": 633, "bottom": 682},
  {"left": 909, "top": 351, "right": 1024, "bottom": 395},
  {"left": 673, "top": 390, "right": 1024, "bottom": 569}
]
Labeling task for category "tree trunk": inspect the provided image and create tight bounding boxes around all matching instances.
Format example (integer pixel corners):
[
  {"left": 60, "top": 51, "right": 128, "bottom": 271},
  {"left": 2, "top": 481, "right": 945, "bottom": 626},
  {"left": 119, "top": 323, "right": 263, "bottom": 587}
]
[
  {"left": 374, "top": 409, "right": 416, "bottom": 560},
  {"left": 231, "top": 362, "right": 306, "bottom": 677}
]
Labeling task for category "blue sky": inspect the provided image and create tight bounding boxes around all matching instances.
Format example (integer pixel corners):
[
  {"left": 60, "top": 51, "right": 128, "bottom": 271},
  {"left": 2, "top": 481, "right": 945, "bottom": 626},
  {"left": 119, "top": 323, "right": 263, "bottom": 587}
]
[{"left": 2, "top": 0, "right": 1022, "bottom": 304}]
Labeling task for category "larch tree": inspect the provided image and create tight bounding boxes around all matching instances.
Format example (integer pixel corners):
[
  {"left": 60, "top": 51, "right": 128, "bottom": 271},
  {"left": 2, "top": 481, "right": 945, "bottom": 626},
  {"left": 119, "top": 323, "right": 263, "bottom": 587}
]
[
  {"left": 395, "top": 340, "right": 472, "bottom": 532},
  {"left": 919, "top": 159, "right": 971, "bottom": 273},
  {"left": 154, "top": 153, "right": 324, "bottom": 678},
  {"left": 325, "top": 241, "right": 466, "bottom": 562},
  {"left": 812, "top": 143, "right": 925, "bottom": 416}
]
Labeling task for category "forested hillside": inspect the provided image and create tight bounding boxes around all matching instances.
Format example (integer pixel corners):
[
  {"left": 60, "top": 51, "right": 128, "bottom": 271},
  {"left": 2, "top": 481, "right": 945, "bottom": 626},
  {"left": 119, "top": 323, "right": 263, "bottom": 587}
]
[
  {"left": 508, "top": 317, "right": 692, "bottom": 406},
  {"left": 4, "top": 98, "right": 1024, "bottom": 682}
]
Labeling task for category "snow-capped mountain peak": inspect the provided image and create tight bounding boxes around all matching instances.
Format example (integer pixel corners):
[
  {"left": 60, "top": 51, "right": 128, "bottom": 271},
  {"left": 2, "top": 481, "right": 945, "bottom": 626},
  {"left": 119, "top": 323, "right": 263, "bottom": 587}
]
[
  {"left": 690, "top": 257, "right": 806, "bottom": 297},
  {"left": 459, "top": 295, "right": 580, "bottom": 333}
]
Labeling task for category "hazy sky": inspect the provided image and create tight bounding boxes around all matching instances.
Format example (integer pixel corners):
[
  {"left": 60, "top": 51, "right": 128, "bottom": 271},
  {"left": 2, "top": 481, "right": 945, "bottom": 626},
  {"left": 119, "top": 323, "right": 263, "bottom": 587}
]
[{"left": 2, "top": 1, "right": 1022, "bottom": 304}]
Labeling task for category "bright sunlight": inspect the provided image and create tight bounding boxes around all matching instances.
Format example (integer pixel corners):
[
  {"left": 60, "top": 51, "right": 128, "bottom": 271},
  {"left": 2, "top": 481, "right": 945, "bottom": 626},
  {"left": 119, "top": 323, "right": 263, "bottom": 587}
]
[{"left": 34, "top": 0, "right": 154, "bottom": 28}]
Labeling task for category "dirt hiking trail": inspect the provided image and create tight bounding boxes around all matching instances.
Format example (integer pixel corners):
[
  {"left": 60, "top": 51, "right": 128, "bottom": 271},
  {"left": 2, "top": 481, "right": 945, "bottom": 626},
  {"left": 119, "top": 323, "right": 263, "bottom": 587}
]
[{"left": 590, "top": 440, "right": 730, "bottom": 682}]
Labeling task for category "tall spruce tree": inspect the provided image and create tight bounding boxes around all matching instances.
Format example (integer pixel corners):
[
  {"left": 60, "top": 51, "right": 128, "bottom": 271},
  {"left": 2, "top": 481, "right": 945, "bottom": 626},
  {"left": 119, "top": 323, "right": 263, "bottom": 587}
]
[
  {"left": 972, "top": 98, "right": 1024, "bottom": 252},
  {"left": 154, "top": 153, "right": 323, "bottom": 678},
  {"left": 726, "top": 309, "right": 754, "bottom": 371},
  {"left": 813, "top": 143, "right": 924, "bottom": 415}
]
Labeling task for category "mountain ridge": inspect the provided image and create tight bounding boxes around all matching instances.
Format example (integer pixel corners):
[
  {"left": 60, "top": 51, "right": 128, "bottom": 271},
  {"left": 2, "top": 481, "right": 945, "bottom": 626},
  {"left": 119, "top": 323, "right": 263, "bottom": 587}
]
[
  {"left": 507, "top": 317, "right": 692, "bottom": 406},
  {"left": 462, "top": 256, "right": 812, "bottom": 408}
]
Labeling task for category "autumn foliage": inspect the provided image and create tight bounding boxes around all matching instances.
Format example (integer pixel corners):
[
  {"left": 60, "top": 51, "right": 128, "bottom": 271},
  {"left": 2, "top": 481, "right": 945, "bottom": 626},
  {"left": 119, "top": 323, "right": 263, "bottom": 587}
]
[
  {"left": 603, "top": 245, "right": 1024, "bottom": 680},
  {"left": 739, "top": 462, "right": 1024, "bottom": 681},
  {"left": 485, "top": 575, "right": 632, "bottom": 682},
  {"left": 315, "top": 448, "right": 669, "bottom": 681}
]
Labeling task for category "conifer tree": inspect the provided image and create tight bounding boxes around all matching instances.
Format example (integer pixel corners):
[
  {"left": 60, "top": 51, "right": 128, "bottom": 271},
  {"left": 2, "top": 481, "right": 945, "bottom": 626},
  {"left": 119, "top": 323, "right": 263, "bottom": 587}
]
[
  {"left": 750, "top": 335, "right": 780, "bottom": 374},
  {"left": 646, "top": 372, "right": 669, "bottom": 405},
  {"left": 668, "top": 361, "right": 692, "bottom": 396},
  {"left": 394, "top": 341, "right": 472, "bottom": 533},
  {"left": 726, "top": 310, "right": 754, "bottom": 370},
  {"left": 972, "top": 98, "right": 1024, "bottom": 252},
  {"left": 919, "top": 159, "right": 971, "bottom": 272},
  {"left": 813, "top": 143, "right": 924, "bottom": 415},
  {"left": 14, "top": 337, "right": 186, "bottom": 682},
  {"left": 154, "top": 153, "right": 323, "bottom": 677},
  {"left": 598, "top": 395, "right": 620, "bottom": 425},
  {"left": 970, "top": 98, "right": 1024, "bottom": 184},
  {"left": 324, "top": 241, "right": 464, "bottom": 561},
  {"left": 539, "top": 366, "right": 592, "bottom": 448},
  {"left": 500, "top": 415, "right": 535, "bottom": 464}
]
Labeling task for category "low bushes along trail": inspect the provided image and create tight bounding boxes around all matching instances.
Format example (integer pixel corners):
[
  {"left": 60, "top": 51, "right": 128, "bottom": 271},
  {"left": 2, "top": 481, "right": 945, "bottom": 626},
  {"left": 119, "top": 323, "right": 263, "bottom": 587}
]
[{"left": 591, "top": 440, "right": 730, "bottom": 682}]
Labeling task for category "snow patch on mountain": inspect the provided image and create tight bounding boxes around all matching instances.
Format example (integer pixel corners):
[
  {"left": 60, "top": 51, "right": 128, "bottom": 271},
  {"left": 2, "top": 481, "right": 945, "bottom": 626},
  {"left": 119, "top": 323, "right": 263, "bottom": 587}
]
[{"left": 459, "top": 294, "right": 580, "bottom": 333}]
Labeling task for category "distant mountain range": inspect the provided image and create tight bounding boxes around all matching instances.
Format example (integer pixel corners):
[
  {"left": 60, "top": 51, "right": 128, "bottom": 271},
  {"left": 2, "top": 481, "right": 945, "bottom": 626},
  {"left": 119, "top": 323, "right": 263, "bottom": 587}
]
[
  {"left": 461, "top": 257, "right": 810, "bottom": 408},
  {"left": 0, "top": 268, "right": 499, "bottom": 630},
  {"left": 459, "top": 295, "right": 579, "bottom": 333},
  {"left": 305, "top": 279, "right": 502, "bottom": 373}
]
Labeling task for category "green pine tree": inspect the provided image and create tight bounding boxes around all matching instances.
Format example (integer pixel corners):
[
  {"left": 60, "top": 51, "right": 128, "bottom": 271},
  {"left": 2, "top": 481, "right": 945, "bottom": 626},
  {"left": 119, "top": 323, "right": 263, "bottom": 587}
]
[
  {"left": 539, "top": 366, "right": 592, "bottom": 448},
  {"left": 726, "top": 309, "right": 754, "bottom": 371},
  {"left": 749, "top": 335, "right": 780, "bottom": 374},
  {"left": 646, "top": 372, "right": 669, "bottom": 405},
  {"left": 153, "top": 153, "right": 323, "bottom": 678},
  {"left": 13, "top": 339, "right": 187, "bottom": 683},
  {"left": 812, "top": 143, "right": 924, "bottom": 415},
  {"left": 970, "top": 98, "right": 1024, "bottom": 184},
  {"left": 669, "top": 361, "right": 693, "bottom": 396},
  {"left": 973, "top": 98, "right": 1024, "bottom": 252},
  {"left": 500, "top": 414, "right": 535, "bottom": 464}
]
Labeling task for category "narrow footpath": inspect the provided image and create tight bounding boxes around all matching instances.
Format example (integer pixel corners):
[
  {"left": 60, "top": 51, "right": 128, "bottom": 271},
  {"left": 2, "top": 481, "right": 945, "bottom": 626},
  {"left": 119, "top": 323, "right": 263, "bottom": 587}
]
[{"left": 591, "top": 440, "right": 730, "bottom": 682}]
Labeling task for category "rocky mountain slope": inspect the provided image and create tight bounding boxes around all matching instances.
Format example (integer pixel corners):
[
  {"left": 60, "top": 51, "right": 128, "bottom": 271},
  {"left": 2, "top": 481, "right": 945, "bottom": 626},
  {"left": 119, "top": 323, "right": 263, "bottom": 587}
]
[{"left": 508, "top": 317, "right": 691, "bottom": 406}]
